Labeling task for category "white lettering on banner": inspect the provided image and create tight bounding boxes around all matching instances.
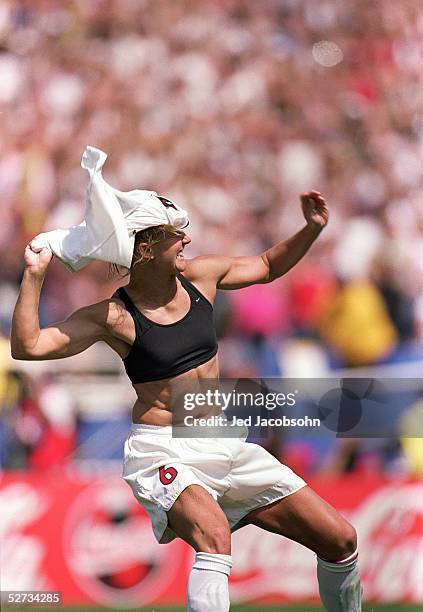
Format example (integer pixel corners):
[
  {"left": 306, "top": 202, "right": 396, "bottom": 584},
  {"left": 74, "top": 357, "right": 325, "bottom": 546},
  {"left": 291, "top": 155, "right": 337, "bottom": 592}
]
[
  {"left": 353, "top": 483, "right": 423, "bottom": 601},
  {"left": 0, "top": 484, "right": 50, "bottom": 591},
  {"left": 1, "top": 535, "right": 46, "bottom": 591},
  {"left": 0, "top": 483, "right": 47, "bottom": 537},
  {"left": 410, "top": 544, "right": 423, "bottom": 600},
  {"left": 371, "top": 543, "right": 416, "bottom": 601},
  {"left": 231, "top": 526, "right": 316, "bottom": 599},
  {"left": 231, "top": 483, "right": 423, "bottom": 604},
  {"left": 2, "top": 476, "right": 423, "bottom": 605}
]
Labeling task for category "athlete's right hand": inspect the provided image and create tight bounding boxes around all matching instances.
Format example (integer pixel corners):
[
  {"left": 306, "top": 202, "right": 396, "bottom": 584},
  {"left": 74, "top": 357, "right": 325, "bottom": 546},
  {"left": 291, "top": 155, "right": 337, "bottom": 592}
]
[{"left": 24, "top": 243, "right": 53, "bottom": 276}]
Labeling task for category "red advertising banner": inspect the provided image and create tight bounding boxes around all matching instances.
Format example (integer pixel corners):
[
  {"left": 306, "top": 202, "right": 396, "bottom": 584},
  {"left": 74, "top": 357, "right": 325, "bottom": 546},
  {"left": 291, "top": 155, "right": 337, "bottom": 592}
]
[{"left": 1, "top": 471, "right": 422, "bottom": 607}]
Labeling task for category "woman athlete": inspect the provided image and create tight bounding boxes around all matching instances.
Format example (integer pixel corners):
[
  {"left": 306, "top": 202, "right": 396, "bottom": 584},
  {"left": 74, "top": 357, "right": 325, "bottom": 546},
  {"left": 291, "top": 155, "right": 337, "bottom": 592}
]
[{"left": 11, "top": 190, "right": 362, "bottom": 612}]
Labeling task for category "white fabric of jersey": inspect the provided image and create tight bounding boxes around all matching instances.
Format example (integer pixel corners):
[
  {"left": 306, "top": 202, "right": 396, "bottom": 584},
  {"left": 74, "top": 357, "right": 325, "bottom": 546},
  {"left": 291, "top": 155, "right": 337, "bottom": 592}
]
[
  {"left": 122, "top": 424, "right": 306, "bottom": 543},
  {"left": 30, "top": 146, "right": 189, "bottom": 272}
]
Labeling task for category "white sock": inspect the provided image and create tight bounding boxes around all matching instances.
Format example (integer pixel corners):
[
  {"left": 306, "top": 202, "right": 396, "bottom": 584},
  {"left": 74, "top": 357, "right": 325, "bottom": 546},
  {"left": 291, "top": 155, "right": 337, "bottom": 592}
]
[
  {"left": 317, "top": 550, "right": 362, "bottom": 612},
  {"left": 187, "top": 552, "right": 232, "bottom": 612}
]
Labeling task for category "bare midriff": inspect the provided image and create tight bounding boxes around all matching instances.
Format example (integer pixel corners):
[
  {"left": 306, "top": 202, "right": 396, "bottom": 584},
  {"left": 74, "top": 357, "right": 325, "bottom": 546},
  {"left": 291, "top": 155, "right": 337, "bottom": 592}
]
[{"left": 131, "top": 353, "right": 219, "bottom": 425}]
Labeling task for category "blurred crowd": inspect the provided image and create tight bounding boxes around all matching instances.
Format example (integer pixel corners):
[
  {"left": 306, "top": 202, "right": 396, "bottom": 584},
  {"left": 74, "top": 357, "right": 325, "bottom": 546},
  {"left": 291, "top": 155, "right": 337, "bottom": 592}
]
[{"left": 1, "top": 0, "right": 423, "bottom": 475}]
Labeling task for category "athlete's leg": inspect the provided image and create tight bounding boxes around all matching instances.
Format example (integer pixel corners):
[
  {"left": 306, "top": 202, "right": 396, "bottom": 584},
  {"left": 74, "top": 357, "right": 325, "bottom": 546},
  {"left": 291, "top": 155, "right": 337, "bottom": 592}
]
[
  {"left": 167, "top": 484, "right": 232, "bottom": 612},
  {"left": 242, "top": 485, "right": 362, "bottom": 612},
  {"left": 167, "top": 483, "right": 231, "bottom": 553},
  {"left": 243, "top": 485, "right": 355, "bottom": 558}
]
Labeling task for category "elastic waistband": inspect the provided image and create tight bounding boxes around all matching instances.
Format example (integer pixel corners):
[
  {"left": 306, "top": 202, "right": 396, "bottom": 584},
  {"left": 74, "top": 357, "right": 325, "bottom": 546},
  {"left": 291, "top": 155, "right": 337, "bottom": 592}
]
[
  {"left": 130, "top": 423, "right": 173, "bottom": 435},
  {"left": 129, "top": 422, "right": 246, "bottom": 440}
]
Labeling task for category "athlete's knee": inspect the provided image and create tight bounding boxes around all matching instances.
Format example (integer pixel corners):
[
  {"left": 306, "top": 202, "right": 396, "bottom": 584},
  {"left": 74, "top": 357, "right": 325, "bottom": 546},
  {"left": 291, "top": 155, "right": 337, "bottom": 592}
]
[
  {"left": 328, "top": 520, "right": 357, "bottom": 561},
  {"left": 338, "top": 521, "right": 357, "bottom": 559}
]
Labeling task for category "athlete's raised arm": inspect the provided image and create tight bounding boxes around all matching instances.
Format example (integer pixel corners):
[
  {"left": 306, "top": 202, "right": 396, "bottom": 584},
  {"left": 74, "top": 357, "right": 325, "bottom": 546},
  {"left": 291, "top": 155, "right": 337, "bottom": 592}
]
[
  {"left": 11, "top": 245, "right": 109, "bottom": 360},
  {"left": 186, "top": 190, "right": 329, "bottom": 291}
]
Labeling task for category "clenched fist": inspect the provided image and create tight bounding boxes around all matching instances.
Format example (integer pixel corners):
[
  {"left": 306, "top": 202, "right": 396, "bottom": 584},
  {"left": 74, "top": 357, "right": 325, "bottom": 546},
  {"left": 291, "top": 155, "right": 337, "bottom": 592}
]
[
  {"left": 300, "top": 191, "right": 329, "bottom": 229},
  {"left": 24, "top": 243, "right": 53, "bottom": 276}
]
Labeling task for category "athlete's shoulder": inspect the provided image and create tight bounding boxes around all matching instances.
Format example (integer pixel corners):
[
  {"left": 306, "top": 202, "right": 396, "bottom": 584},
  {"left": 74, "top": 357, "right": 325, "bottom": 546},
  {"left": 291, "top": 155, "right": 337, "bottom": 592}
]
[
  {"left": 79, "top": 297, "right": 128, "bottom": 331},
  {"left": 101, "top": 294, "right": 131, "bottom": 329},
  {"left": 183, "top": 255, "right": 232, "bottom": 283}
]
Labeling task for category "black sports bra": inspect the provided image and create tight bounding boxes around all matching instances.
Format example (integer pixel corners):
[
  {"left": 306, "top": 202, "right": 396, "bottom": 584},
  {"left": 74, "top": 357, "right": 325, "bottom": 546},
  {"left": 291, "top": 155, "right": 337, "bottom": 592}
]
[{"left": 115, "top": 275, "right": 218, "bottom": 383}]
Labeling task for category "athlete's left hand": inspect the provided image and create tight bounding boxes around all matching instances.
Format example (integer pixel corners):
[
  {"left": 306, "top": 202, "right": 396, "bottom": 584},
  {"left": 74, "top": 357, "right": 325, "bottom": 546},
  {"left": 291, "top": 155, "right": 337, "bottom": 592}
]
[{"left": 300, "top": 191, "right": 329, "bottom": 229}]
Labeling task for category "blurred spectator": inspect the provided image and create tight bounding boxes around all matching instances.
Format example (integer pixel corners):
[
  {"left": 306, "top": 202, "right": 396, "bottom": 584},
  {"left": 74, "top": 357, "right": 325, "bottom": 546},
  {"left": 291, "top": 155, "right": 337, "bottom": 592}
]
[
  {"left": 317, "top": 438, "right": 409, "bottom": 477},
  {"left": 0, "top": 371, "right": 47, "bottom": 468},
  {"left": 1, "top": 0, "right": 423, "bottom": 334},
  {"left": 400, "top": 394, "right": 423, "bottom": 475},
  {"left": 29, "top": 373, "right": 76, "bottom": 468},
  {"left": 2, "top": 0, "right": 423, "bottom": 475},
  {"left": 0, "top": 370, "right": 76, "bottom": 469},
  {"left": 319, "top": 280, "right": 398, "bottom": 367}
]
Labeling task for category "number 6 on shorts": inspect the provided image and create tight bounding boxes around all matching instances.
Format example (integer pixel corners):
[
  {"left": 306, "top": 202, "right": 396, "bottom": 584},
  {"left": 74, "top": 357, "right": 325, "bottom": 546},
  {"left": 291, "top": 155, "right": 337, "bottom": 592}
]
[{"left": 159, "top": 465, "right": 178, "bottom": 485}]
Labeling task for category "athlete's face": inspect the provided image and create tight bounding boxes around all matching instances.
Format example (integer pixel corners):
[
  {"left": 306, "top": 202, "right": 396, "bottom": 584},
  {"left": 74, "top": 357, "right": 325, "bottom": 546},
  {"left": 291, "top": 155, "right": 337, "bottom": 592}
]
[{"left": 153, "top": 230, "right": 191, "bottom": 271}]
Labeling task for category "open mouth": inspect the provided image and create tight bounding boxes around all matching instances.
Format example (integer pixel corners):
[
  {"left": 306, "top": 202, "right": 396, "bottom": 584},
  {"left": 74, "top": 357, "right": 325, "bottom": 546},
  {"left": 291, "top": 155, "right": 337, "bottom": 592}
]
[{"left": 177, "top": 251, "right": 184, "bottom": 259}]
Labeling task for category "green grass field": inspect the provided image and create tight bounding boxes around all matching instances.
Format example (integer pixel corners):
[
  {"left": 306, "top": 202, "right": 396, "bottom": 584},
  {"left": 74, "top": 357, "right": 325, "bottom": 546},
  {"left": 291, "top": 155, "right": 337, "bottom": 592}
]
[{"left": 4, "top": 606, "right": 422, "bottom": 612}]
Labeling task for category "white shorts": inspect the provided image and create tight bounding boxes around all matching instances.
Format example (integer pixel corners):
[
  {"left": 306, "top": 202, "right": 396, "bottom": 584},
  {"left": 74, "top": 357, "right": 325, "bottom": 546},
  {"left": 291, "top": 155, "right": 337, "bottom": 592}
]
[{"left": 122, "top": 424, "right": 306, "bottom": 543}]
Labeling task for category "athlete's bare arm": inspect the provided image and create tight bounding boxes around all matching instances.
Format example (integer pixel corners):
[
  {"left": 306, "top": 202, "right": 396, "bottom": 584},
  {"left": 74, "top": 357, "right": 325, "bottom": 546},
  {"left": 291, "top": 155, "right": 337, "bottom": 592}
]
[
  {"left": 11, "top": 191, "right": 327, "bottom": 362},
  {"left": 185, "top": 190, "right": 329, "bottom": 294},
  {"left": 10, "top": 245, "right": 115, "bottom": 360}
]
